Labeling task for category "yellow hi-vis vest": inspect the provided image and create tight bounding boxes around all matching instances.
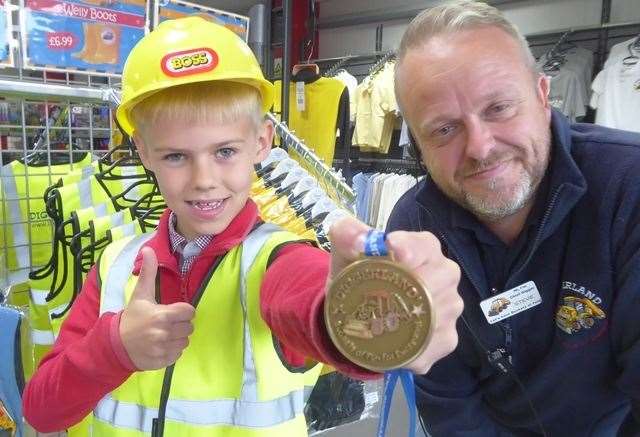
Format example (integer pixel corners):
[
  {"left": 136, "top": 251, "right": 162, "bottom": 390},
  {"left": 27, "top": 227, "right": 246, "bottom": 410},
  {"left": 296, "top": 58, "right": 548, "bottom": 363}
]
[
  {"left": 91, "top": 223, "right": 322, "bottom": 436},
  {"left": 0, "top": 155, "right": 94, "bottom": 284}
]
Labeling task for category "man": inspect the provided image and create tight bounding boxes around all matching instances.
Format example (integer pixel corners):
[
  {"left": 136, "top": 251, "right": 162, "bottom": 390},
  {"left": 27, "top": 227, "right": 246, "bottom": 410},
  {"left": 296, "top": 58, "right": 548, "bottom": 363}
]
[{"left": 390, "top": 0, "right": 640, "bottom": 435}]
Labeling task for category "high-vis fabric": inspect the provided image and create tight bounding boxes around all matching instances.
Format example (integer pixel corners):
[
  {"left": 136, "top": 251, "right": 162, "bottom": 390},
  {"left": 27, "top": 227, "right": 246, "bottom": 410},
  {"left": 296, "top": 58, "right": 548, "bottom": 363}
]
[
  {"left": 0, "top": 154, "right": 93, "bottom": 285},
  {"left": 91, "top": 224, "right": 321, "bottom": 436}
]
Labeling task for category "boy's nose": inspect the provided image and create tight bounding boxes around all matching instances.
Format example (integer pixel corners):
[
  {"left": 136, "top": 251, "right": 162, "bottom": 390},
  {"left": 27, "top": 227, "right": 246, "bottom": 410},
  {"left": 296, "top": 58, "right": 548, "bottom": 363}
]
[{"left": 192, "top": 159, "right": 219, "bottom": 190}]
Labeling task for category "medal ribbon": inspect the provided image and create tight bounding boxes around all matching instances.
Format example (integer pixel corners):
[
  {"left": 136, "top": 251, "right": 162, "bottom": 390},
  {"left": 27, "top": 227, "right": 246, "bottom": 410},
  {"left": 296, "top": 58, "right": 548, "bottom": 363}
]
[{"left": 364, "top": 230, "right": 418, "bottom": 437}]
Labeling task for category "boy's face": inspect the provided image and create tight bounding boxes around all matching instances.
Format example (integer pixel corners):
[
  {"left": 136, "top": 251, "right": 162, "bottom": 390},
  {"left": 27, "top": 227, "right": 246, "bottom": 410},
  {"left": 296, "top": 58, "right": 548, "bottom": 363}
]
[{"left": 135, "top": 116, "right": 272, "bottom": 240}]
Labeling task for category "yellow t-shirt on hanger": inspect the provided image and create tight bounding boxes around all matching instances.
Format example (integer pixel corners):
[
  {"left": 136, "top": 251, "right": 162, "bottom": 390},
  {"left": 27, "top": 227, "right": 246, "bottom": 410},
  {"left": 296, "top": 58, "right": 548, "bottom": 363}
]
[{"left": 274, "top": 77, "right": 346, "bottom": 165}]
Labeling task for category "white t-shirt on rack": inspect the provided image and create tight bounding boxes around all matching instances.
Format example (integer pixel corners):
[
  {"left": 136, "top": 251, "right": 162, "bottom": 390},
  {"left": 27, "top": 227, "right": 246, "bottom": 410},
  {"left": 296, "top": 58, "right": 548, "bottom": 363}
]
[{"left": 590, "top": 56, "right": 640, "bottom": 132}]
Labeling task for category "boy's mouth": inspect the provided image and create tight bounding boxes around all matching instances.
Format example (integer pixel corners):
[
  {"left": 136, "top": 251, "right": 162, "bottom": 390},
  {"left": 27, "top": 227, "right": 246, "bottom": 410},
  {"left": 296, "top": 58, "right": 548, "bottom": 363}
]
[{"left": 188, "top": 199, "right": 225, "bottom": 211}]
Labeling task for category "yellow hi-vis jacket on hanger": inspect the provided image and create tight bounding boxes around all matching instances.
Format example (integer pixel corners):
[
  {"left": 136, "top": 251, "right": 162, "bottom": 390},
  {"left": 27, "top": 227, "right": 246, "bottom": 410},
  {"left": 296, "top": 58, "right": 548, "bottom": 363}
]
[
  {"left": 90, "top": 223, "right": 322, "bottom": 437},
  {"left": 0, "top": 154, "right": 94, "bottom": 285}
]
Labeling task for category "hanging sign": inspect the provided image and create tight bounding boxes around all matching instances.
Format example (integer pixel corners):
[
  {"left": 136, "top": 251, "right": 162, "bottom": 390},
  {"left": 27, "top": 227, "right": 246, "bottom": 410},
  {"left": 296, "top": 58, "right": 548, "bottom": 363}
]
[
  {"left": 20, "top": 0, "right": 148, "bottom": 76},
  {"left": 156, "top": 0, "right": 249, "bottom": 42},
  {"left": 0, "top": 0, "right": 15, "bottom": 67}
]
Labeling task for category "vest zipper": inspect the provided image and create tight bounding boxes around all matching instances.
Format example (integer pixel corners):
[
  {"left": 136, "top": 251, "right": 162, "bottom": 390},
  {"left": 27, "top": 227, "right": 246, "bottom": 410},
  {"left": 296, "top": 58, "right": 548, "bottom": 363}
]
[{"left": 152, "top": 254, "right": 226, "bottom": 437}]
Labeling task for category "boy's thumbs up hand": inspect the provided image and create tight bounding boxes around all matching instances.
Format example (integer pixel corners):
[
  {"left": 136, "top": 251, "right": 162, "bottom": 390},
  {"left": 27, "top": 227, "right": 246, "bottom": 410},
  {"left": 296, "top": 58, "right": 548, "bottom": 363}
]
[{"left": 120, "top": 247, "right": 196, "bottom": 370}]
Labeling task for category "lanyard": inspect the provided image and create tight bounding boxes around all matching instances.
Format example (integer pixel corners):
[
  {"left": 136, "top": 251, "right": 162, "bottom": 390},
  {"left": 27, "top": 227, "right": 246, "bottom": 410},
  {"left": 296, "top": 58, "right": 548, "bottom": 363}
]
[{"left": 364, "top": 230, "right": 418, "bottom": 437}]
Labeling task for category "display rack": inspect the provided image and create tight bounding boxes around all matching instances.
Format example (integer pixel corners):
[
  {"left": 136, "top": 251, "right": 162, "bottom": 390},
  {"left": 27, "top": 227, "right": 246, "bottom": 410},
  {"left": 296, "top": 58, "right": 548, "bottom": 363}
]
[{"left": 266, "top": 112, "right": 355, "bottom": 210}]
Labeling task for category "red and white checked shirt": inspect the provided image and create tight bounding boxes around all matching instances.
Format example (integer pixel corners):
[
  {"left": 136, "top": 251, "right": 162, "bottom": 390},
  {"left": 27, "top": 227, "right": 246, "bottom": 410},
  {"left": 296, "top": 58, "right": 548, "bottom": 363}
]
[{"left": 167, "top": 211, "right": 213, "bottom": 276}]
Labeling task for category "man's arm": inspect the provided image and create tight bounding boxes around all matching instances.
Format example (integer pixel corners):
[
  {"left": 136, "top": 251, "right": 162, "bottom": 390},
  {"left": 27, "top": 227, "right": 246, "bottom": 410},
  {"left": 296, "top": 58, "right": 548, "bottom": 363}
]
[
  {"left": 22, "top": 266, "right": 135, "bottom": 432},
  {"left": 609, "top": 163, "right": 640, "bottom": 426}
]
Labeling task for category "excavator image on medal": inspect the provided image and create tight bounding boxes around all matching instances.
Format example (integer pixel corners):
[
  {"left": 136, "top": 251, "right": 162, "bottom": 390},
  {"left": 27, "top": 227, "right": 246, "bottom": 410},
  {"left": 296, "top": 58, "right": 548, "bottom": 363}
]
[
  {"left": 342, "top": 290, "right": 412, "bottom": 339},
  {"left": 555, "top": 296, "right": 606, "bottom": 334}
]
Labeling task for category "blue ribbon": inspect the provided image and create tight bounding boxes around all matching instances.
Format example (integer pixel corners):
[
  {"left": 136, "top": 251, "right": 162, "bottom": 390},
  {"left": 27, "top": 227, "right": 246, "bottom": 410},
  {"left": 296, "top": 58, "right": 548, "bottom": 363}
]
[{"left": 364, "top": 230, "right": 417, "bottom": 437}]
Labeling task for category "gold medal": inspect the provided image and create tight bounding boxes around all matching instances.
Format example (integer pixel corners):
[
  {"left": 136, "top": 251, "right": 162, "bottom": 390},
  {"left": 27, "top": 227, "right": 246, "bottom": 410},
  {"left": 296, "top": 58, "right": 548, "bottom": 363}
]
[{"left": 325, "top": 257, "right": 433, "bottom": 372}]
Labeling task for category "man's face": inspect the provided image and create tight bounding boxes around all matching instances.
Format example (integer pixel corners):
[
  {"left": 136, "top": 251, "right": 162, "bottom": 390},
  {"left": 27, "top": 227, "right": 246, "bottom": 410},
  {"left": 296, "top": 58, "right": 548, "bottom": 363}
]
[
  {"left": 396, "top": 26, "right": 552, "bottom": 221},
  {"left": 135, "top": 116, "right": 271, "bottom": 240}
]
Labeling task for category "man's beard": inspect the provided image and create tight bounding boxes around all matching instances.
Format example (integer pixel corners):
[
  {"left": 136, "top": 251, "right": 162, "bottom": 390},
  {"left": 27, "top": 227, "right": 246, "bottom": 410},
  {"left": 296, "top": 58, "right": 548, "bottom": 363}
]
[
  {"left": 427, "top": 140, "right": 550, "bottom": 222},
  {"left": 461, "top": 169, "right": 536, "bottom": 222}
]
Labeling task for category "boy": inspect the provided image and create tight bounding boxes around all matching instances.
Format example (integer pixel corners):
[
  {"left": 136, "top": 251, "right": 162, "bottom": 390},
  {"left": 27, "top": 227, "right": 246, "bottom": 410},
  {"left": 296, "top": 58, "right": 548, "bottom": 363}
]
[{"left": 22, "top": 17, "right": 463, "bottom": 436}]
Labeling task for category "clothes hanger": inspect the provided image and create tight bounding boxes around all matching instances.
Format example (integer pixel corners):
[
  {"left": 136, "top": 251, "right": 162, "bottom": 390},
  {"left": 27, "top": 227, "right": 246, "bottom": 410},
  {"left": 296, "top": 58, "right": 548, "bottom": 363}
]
[
  {"left": 264, "top": 158, "right": 298, "bottom": 188},
  {"left": 622, "top": 40, "right": 639, "bottom": 67},
  {"left": 288, "top": 176, "right": 319, "bottom": 209},
  {"left": 276, "top": 167, "right": 309, "bottom": 196},
  {"left": 255, "top": 147, "right": 289, "bottom": 178}
]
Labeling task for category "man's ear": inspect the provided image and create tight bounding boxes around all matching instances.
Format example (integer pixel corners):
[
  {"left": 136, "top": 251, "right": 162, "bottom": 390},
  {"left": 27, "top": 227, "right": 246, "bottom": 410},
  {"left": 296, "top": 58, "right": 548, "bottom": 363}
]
[
  {"left": 536, "top": 73, "right": 551, "bottom": 110},
  {"left": 133, "top": 132, "right": 153, "bottom": 171},
  {"left": 254, "top": 118, "right": 274, "bottom": 164}
]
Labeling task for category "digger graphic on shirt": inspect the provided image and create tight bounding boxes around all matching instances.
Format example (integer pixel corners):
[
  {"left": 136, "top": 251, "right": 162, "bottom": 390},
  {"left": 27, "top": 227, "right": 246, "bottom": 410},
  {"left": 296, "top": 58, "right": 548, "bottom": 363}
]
[{"left": 556, "top": 296, "right": 606, "bottom": 334}]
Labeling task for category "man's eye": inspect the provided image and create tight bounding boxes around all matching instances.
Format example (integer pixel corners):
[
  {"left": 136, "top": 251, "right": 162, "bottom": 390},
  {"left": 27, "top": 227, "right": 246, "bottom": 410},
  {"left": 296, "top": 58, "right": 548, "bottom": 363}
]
[
  {"left": 434, "top": 125, "right": 455, "bottom": 137},
  {"left": 491, "top": 103, "right": 509, "bottom": 113}
]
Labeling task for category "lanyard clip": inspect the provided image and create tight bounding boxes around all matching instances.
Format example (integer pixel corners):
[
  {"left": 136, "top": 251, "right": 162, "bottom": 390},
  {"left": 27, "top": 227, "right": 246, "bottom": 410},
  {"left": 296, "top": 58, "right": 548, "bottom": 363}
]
[{"left": 487, "top": 348, "right": 511, "bottom": 374}]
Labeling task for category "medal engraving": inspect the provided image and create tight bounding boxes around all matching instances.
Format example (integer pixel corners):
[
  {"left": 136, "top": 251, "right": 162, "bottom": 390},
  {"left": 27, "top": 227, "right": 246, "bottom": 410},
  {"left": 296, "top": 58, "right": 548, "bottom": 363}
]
[{"left": 325, "top": 258, "right": 433, "bottom": 371}]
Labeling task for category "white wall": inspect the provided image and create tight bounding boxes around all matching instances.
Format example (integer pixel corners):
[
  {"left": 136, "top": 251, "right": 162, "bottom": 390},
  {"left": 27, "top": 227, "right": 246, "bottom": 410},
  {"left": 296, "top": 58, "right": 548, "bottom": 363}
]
[{"left": 318, "top": 0, "right": 640, "bottom": 59}]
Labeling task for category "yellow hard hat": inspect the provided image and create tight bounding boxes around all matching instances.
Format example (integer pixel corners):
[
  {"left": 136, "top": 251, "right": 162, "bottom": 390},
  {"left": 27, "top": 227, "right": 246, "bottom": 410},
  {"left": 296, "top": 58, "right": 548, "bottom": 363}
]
[{"left": 116, "top": 16, "right": 273, "bottom": 135}]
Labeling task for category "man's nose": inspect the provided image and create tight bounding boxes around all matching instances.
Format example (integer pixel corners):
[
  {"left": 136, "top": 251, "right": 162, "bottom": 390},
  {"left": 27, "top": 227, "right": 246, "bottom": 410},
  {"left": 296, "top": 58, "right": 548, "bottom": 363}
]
[{"left": 464, "top": 116, "right": 495, "bottom": 161}]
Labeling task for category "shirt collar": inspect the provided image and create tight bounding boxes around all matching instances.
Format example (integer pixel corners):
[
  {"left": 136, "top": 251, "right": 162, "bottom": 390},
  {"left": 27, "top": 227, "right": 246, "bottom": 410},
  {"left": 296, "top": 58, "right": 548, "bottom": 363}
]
[{"left": 168, "top": 211, "right": 213, "bottom": 254}]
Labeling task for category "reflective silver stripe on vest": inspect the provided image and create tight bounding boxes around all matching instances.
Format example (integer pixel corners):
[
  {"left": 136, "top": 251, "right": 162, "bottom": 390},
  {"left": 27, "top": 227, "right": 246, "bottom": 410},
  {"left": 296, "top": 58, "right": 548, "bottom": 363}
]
[
  {"left": 77, "top": 178, "right": 94, "bottom": 208},
  {"left": 1, "top": 164, "right": 30, "bottom": 269},
  {"left": 100, "top": 232, "right": 155, "bottom": 315},
  {"left": 95, "top": 224, "right": 307, "bottom": 430},
  {"left": 109, "top": 210, "right": 126, "bottom": 227},
  {"left": 114, "top": 221, "right": 137, "bottom": 239},
  {"left": 239, "top": 223, "right": 281, "bottom": 402},
  {"left": 94, "top": 202, "right": 109, "bottom": 218},
  {"left": 82, "top": 164, "right": 95, "bottom": 179},
  {"left": 31, "top": 328, "right": 55, "bottom": 346},
  {"left": 96, "top": 390, "right": 303, "bottom": 432}
]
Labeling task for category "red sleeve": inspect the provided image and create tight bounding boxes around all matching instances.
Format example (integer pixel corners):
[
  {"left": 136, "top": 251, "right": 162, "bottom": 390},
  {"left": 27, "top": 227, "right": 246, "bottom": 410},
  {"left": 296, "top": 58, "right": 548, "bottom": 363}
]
[
  {"left": 261, "top": 243, "right": 379, "bottom": 380},
  {"left": 22, "top": 266, "right": 135, "bottom": 433}
]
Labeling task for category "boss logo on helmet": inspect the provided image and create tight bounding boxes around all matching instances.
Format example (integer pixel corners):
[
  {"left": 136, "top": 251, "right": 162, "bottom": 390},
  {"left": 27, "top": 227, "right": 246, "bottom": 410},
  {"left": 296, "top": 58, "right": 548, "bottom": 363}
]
[{"left": 161, "top": 48, "right": 219, "bottom": 77}]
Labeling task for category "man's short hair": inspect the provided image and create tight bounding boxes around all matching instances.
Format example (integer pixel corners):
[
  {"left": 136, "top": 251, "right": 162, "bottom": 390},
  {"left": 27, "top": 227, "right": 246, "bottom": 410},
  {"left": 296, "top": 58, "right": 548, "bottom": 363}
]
[
  {"left": 397, "top": 0, "right": 536, "bottom": 70},
  {"left": 130, "top": 81, "right": 263, "bottom": 140}
]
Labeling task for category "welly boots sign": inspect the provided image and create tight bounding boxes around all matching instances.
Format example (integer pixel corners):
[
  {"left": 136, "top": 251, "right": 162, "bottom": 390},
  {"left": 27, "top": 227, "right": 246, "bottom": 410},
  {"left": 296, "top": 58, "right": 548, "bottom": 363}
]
[{"left": 20, "top": 0, "right": 147, "bottom": 76}]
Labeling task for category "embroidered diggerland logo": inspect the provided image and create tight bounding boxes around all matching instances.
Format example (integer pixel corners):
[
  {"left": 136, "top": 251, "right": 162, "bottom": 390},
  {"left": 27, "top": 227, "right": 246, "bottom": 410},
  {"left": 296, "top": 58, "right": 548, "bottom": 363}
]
[
  {"left": 555, "top": 296, "right": 606, "bottom": 334},
  {"left": 161, "top": 48, "right": 218, "bottom": 77}
]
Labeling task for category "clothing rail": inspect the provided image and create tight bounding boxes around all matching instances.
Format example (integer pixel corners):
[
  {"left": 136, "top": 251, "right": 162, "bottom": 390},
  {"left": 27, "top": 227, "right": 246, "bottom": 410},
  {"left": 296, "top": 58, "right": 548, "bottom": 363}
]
[
  {"left": 323, "top": 57, "right": 351, "bottom": 77},
  {"left": 266, "top": 112, "right": 355, "bottom": 208},
  {"left": 367, "top": 51, "right": 395, "bottom": 76}
]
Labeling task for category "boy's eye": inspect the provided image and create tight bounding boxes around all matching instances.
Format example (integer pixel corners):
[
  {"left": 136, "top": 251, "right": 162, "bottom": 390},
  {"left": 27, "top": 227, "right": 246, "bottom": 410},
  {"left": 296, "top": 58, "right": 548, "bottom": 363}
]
[
  {"left": 216, "top": 147, "right": 236, "bottom": 159},
  {"left": 163, "top": 153, "right": 185, "bottom": 162}
]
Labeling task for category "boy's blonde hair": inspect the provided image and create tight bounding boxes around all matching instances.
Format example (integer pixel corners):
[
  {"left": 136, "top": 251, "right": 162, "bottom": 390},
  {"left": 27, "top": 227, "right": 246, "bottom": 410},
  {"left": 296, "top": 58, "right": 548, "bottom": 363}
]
[{"left": 130, "top": 81, "right": 263, "bottom": 140}]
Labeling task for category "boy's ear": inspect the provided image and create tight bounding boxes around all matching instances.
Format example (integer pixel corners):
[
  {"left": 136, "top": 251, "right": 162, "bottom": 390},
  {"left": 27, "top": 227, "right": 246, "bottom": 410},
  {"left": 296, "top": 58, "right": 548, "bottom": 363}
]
[
  {"left": 133, "top": 132, "right": 153, "bottom": 170},
  {"left": 254, "top": 119, "right": 274, "bottom": 164}
]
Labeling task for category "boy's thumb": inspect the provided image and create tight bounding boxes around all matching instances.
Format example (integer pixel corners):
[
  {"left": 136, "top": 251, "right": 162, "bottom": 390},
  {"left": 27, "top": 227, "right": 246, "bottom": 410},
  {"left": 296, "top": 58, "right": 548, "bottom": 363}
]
[{"left": 131, "top": 246, "right": 158, "bottom": 303}]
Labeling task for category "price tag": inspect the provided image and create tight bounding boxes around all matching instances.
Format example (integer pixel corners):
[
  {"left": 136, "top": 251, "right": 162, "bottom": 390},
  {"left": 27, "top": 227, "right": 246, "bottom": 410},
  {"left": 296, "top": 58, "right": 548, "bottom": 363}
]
[
  {"left": 46, "top": 31, "right": 77, "bottom": 50},
  {"left": 296, "top": 81, "right": 305, "bottom": 112}
]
